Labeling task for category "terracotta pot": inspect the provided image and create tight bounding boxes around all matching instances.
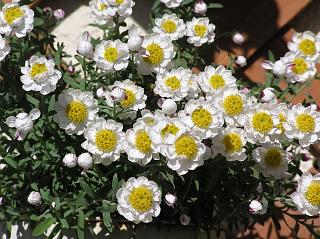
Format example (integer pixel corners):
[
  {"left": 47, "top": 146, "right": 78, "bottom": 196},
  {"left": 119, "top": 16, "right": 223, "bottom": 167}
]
[{"left": 1, "top": 0, "right": 42, "bottom": 8}]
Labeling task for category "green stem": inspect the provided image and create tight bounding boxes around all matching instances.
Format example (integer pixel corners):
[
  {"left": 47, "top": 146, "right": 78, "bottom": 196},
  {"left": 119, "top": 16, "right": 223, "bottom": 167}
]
[{"left": 83, "top": 56, "right": 87, "bottom": 90}]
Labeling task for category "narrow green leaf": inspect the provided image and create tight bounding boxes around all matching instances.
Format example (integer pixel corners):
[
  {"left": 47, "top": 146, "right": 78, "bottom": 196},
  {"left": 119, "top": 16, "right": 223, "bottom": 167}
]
[
  {"left": 3, "top": 156, "right": 17, "bottom": 169},
  {"left": 32, "top": 218, "right": 55, "bottom": 236},
  {"left": 76, "top": 228, "right": 84, "bottom": 239},
  {"left": 207, "top": 3, "right": 224, "bottom": 8},
  {"left": 26, "top": 94, "right": 40, "bottom": 107},
  {"left": 78, "top": 211, "right": 85, "bottom": 229},
  {"left": 79, "top": 179, "right": 94, "bottom": 198}
]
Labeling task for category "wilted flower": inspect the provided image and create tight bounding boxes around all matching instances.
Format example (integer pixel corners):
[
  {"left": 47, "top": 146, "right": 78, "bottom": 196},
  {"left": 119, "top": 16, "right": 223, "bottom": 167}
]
[
  {"left": 53, "top": 9, "right": 65, "bottom": 21},
  {"left": 63, "top": 153, "right": 78, "bottom": 168},
  {"left": 78, "top": 153, "right": 93, "bottom": 170},
  {"left": 194, "top": 1, "right": 207, "bottom": 15},
  {"left": 161, "top": 99, "right": 177, "bottom": 115},
  {"left": 27, "top": 191, "right": 42, "bottom": 206},
  {"left": 77, "top": 31, "right": 94, "bottom": 59}
]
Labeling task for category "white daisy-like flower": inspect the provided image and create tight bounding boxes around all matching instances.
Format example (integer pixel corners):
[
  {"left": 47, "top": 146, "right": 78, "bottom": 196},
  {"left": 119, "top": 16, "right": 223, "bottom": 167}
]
[
  {"left": 186, "top": 73, "right": 201, "bottom": 99},
  {"left": 212, "top": 127, "right": 247, "bottom": 161},
  {"left": 116, "top": 176, "right": 161, "bottom": 223},
  {"left": 283, "top": 51, "right": 316, "bottom": 83},
  {"left": 105, "top": 0, "right": 135, "bottom": 17},
  {"left": 81, "top": 118, "right": 125, "bottom": 166},
  {"left": 136, "top": 34, "right": 175, "bottom": 75},
  {"left": 288, "top": 31, "right": 320, "bottom": 62},
  {"left": 197, "top": 65, "right": 237, "bottom": 96},
  {"left": 244, "top": 103, "right": 281, "bottom": 144},
  {"left": 253, "top": 145, "right": 289, "bottom": 179},
  {"left": 94, "top": 40, "right": 130, "bottom": 71},
  {"left": 0, "top": 35, "right": 10, "bottom": 61},
  {"left": 20, "top": 55, "right": 62, "bottom": 95},
  {"left": 185, "top": 17, "right": 215, "bottom": 47},
  {"left": 104, "top": 79, "right": 147, "bottom": 119},
  {"left": 136, "top": 109, "right": 164, "bottom": 130},
  {"left": 283, "top": 103, "right": 320, "bottom": 148},
  {"left": 160, "top": 0, "right": 182, "bottom": 8},
  {"left": 0, "top": 0, "right": 34, "bottom": 38},
  {"left": 274, "top": 103, "right": 291, "bottom": 142},
  {"left": 178, "top": 97, "right": 223, "bottom": 139},
  {"left": 211, "top": 87, "right": 248, "bottom": 126},
  {"left": 291, "top": 172, "right": 320, "bottom": 216},
  {"left": 165, "top": 129, "right": 206, "bottom": 175},
  {"left": 154, "top": 67, "right": 191, "bottom": 101},
  {"left": 122, "top": 120, "right": 159, "bottom": 166},
  {"left": 89, "top": 0, "right": 115, "bottom": 25},
  {"left": 53, "top": 89, "right": 99, "bottom": 135},
  {"left": 6, "top": 108, "right": 40, "bottom": 141},
  {"left": 152, "top": 13, "right": 185, "bottom": 41}
]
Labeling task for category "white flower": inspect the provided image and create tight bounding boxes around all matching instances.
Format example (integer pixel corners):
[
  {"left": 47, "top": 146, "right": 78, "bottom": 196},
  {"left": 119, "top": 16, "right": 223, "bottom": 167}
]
[
  {"left": 122, "top": 121, "right": 159, "bottom": 165},
  {"left": 253, "top": 145, "right": 289, "bottom": 179},
  {"left": 110, "top": 86, "right": 126, "bottom": 102},
  {"left": 116, "top": 176, "right": 161, "bottom": 224},
  {"left": 283, "top": 51, "right": 316, "bottom": 83},
  {"left": 63, "top": 153, "right": 78, "bottom": 168},
  {"left": 274, "top": 103, "right": 290, "bottom": 141},
  {"left": 165, "top": 129, "right": 206, "bottom": 175},
  {"left": 211, "top": 87, "right": 248, "bottom": 126},
  {"left": 104, "top": 79, "right": 147, "bottom": 119},
  {"left": 178, "top": 97, "right": 223, "bottom": 139},
  {"left": 249, "top": 200, "right": 267, "bottom": 215},
  {"left": 53, "top": 9, "right": 65, "bottom": 20},
  {"left": 283, "top": 104, "right": 320, "bottom": 148},
  {"left": 261, "top": 87, "right": 276, "bottom": 103},
  {"left": 152, "top": 13, "right": 185, "bottom": 41},
  {"left": 160, "top": 0, "right": 182, "bottom": 8},
  {"left": 127, "top": 24, "right": 143, "bottom": 51},
  {"left": 161, "top": 99, "right": 177, "bottom": 115},
  {"left": 261, "top": 57, "right": 293, "bottom": 76},
  {"left": 212, "top": 127, "right": 247, "bottom": 161},
  {"left": 89, "top": 0, "right": 115, "bottom": 25},
  {"left": 77, "top": 31, "right": 94, "bottom": 59},
  {"left": 186, "top": 17, "right": 215, "bottom": 47},
  {"left": 136, "top": 34, "right": 175, "bottom": 75},
  {"left": 194, "top": 1, "right": 207, "bottom": 15},
  {"left": 94, "top": 40, "right": 130, "bottom": 71},
  {"left": 232, "top": 32, "right": 245, "bottom": 45},
  {"left": 105, "top": 0, "right": 135, "bottom": 18},
  {"left": 0, "top": 0, "right": 34, "bottom": 38},
  {"left": 6, "top": 108, "right": 40, "bottom": 141},
  {"left": 164, "top": 193, "right": 176, "bottom": 207},
  {"left": 27, "top": 191, "right": 42, "bottom": 206},
  {"left": 186, "top": 73, "right": 201, "bottom": 99},
  {"left": 291, "top": 172, "right": 320, "bottom": 216},
  {"left": 20, "top": 55, "right": 62, "bottom": 95},
  {"left": 136, "top": 109, "right": 163, "bottom": 130},
  {"left": 244, "top": 103, "right": 280, "bottom": 144},
  {"left": 154, "top": 67, "right": 191, "bottom": 101},
  {"left": 77, "top": 152, "right": 93, "bottom": 170},
  {"left": 288, "top": 31, "right": 320, "bottom": 62},
  {"left": 235, "top": 55, "right": 247, "bottom": 67},
  {"left": 197, "top": 65, "right": 237, "bottom": 96},
  {"left": 82, "top": 118, "right": 124, "bottom": 166},
  {"left": 53, "top": 89, "right": 99, "bottom": 135},
  {"left": 0, "top": 35, "right": 10, "bottom": 61}
]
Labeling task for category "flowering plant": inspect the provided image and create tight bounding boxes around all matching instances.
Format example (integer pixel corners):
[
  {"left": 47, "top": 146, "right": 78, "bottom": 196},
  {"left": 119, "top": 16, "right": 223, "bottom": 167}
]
[{"left": 1, "top": 0, "right": 320, "bottom": 238}]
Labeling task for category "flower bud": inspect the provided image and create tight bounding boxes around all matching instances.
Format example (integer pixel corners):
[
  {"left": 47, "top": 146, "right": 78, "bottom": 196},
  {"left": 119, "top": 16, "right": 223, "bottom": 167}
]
[
  {"left": 180, "top": 214, "right": 191, "bottom": 226},
  {"left": 53, "top": 9, "right": 65, "bottom": 21},
  {"left": 96, "top": 87, "right": 107, "bottom": 98},
  {"left": 162, "top": 99, "right": 177, "bottom": 115},
  {"left": 66, "top": 64, "right": 75, "bottom": 75},
  {"left": 77, "top": 31, "right": 94, "bottom": 59},
  {"left": 78, "top": 153, "right": 93, "bottom": 170},
  {"left": 249, "top": 199, "right": 267, "bottom": 215},
  {"left": 235, "top": 55, "right": 247, "bottom": 67},
  {"left": 165, "top": 193, "right": 177, "bottom": 207},
  {"left": 194, "top": 1, "right": 207, "bottom": 15},
  {"left": 232, "top": 32, "right": 245, "bottom": 45},
  {"left": 110, "top": 87, "right": 126, "bottom": 102},
  {"left": 63, "top": 153, "right": 77, "bottom": 168},
  {"left": 27, "top": 191, "right": 42, "bottom": 206},
  {"left": 0, "top": 197, "right": 4, "bottom": 206},
  {"left": 261, "top": 87, "right": 276, "bottom": 103},
  {"left": 43, "top": 7, "right": 53, "bottom": 17},
  {"left": 128, "top": 36, "right": 143, "bottom": 52}
]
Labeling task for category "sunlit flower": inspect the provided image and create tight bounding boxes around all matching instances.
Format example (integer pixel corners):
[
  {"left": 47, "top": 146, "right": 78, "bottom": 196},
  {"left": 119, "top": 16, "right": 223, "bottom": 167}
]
[
  {"left": 160, "top": 0, "right": 182, "bottom": 8},
  {"left": 63, "top": 153, "right": 78, "bottom": 168},
  {"left": 77, "top": 31, "right": 94, "bottom": 59},
  {"left": 153, "top": 13, "right": 185, "bottom": 41},
  {"left": 105, "top": 0, "right": 135, "bottom": 18},
  {"left": 161, "top": 99, "right": 177, "bottom": 115},
  {"left": 127, "top": 24, "right": 143, "bottom": 51},
  {"left": 77, "top": 152, "right": 93, "bottom": 170},
  {"left": 186, "top": 17, "right": 215, "bottom": 47},
  {"left": 89, "top": 0, "right": 116, "bottom": 25}
]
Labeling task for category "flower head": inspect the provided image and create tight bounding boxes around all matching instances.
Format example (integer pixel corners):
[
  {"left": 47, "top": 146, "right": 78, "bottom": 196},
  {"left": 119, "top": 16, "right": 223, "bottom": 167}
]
[{"left": 186, "top": 17, "right": 215, "bottom": 47}]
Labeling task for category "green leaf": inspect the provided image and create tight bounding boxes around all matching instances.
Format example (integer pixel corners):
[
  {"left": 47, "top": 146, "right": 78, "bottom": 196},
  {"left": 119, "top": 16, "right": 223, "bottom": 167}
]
[
  {"left": 78, "top": 211, "right": 85, "bottom": 229},
  {"left": 63, "top": 73, "right": 80, "bottom": 89},
  {"left": 32, "top": 218, "right": 56, "bottom": 236},
  {"left": 26, "top": 94, "right": 40, "bottom": 107},
  {"left": 76, "top": 228, "right": 84, "bottom": 239},
  {"left": 3, "top": 156, "right": 17, "bottom": 169},
  {"left": 112, "top": 173, "right": 118, "bottom": 190},
  {"left": 79, "top": 179, "right": 94, "bottom": 198},
  {"left": 181, "top": 0, "right": 193, "bottom": 6},
  {"left": 102, "top": 211, "right": 112, "bottom": 232},
  {"left": 207, "top": 3, "right": 224, "bottom": 8}
]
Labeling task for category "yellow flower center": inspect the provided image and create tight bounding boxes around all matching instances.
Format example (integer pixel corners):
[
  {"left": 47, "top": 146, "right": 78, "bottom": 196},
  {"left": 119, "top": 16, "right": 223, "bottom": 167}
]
[
  {"left": 65, "top": 101, "right": 88, "bottom": 124},
  {"left": 191, "top": 108, "right": 212, "bottom": 129},
  {"left": 98, "top": 3, "right": 107, "bottom": 11},
  {"left": 209, "top": 74, "right": 225, "bottom": 89},
  {"left": 165, "top": 76, "right": 181, "bottom": 91},
  {"left": 194, "top": 24, "right": 207, "bottom": 37},
  {"left": 115, "top": 0, "right": 125, "bottom": 5},
  {"left": 161, "top": 20, "right": 177, "bottom": 33},
  {"left": 276, "top": 113, "right": 286, "bottom": 133},
  {"left": 299, "top": 39, "right": 316, "bottom": 56},
  {"left": 264, "top": 147, "right": 282, "bottom": 168},
  {"left": 296, "top": 113, "right": 315, "bottom": 133},
  {"left": 120, "top": 89, "right": 136, "bottom": 108},
  {"left": 223, "top": 95, "right": 244, "bottom": 116},
  {"left": 161, "top": 124, "right": 179, "bottom": 138},
  {"left": 175, "top": 135, "right": 198, "bottom": 159},
  {"left": 135, "top": 131, "right": 152, "bottom": 153},
  {"left": 30, "top": 63, "right": 48, "bottom": 78},
  {"left": 104, "top": 47, "right": 118, "bottom": 62},
  {"left": 129, "top": 186, "right": 153, "bottom": 212},
  {"left": 4, "top": 7, "right": 24, "bottom": 24},
  {"left": 292, "top": 58, "right": 308, "bottom": 75},
  {"left": 144, "top": 43, "right": 164, "bottom": 65},
  {"left": 95, "top": 129, "right": 117, "bottom": 152},
  {"left": 252, "top": 112, "right": 273, "bottom": 134},
  {"left": 305, "top": 181, "right": 320, "bottom": 206},
  {"left": 223, "top": 133, "right": 243, "bottom": 153}
]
